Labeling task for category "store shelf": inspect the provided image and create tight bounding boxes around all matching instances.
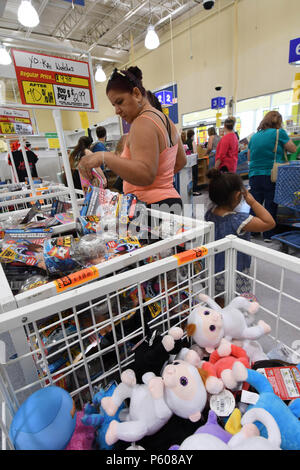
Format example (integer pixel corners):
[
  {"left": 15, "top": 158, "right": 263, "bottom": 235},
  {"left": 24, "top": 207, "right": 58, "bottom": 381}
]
[{"left": 197, "top": 156, "right": 208, "bottom": 186}]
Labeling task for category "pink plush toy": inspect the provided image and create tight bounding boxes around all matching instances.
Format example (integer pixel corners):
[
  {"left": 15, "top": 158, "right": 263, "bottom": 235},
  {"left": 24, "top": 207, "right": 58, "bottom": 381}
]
[
  {"left": 101, "top": 348, "right": 210, "bottom": 446},
  {"left": 187, "top": 294, "right": 271, "bottom": 355},
  {"left": 201, "top": 338, "right": 250, "bottom": 393},
  {"left": 65, "top": 410, "right": 95, "bottom": 450}
]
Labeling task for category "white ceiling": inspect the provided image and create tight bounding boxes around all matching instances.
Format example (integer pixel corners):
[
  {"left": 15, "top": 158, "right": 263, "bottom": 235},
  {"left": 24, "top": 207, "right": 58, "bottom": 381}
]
[{"left": 0, "top": 0, "right": 206, "bottom": 68}]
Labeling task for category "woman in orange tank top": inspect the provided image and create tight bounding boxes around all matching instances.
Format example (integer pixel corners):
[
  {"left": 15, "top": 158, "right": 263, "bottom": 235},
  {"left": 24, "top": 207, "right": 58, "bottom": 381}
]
[{"left": 78, "top": 66, "right": 187, "bottom": 213}]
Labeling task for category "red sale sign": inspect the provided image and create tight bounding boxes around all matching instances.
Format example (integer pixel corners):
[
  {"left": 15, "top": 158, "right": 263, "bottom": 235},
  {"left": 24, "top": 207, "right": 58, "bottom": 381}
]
[
  {"left": 11, "top": 49, "right": 95, "bottom": 111},
  {"left": 0, "top": 106, "right": 33, "bottom": 135}
]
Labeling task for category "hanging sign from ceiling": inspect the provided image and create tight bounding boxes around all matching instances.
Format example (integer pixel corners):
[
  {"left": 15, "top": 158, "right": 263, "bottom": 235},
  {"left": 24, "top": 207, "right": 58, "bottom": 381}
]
[
  {"left": 0, "top": 106, "right": 33, "bottom": 135},
  {"left": 11, "top": 49, "right": 95, "bottom": 111}
]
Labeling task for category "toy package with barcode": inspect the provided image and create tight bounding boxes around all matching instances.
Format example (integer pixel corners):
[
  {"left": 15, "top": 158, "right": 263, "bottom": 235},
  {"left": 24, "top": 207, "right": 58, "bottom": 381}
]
[
  {"left": 0, "top": 239, "right": 44, "bottom": 267},
  {"left": 105, "top": 236, "right": 141, "bottom": 259},
  {"left": 43, "top": 235, "right": 82, "bottom": 276},
  {"left": 78, "top": 215, "right": 102, "bottom": 235}
]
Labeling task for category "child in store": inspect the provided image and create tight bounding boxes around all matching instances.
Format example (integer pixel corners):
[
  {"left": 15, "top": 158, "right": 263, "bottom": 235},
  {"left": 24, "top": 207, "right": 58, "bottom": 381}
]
[{"left": 204, "top": 169, "right": 275, "bottom": 304}]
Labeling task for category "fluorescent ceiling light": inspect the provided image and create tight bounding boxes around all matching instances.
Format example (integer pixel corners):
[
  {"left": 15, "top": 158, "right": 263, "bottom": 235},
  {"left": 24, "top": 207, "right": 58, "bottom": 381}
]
[
  {"left": 95, "top": 65, "right": 106, "bottom": 82},
  {"left": 0, "top": 45, "right": 12, "bottom": 65},
  {"left": 18, "top": 1, "right": 40, "bottom": 28},
  {"left": 145, "top": 25, "right": 160, "bottom": 50}
]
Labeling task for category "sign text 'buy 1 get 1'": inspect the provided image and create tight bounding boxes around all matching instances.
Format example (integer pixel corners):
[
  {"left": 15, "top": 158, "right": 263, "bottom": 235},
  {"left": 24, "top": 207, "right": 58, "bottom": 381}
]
[{"left": 11, "top": 49, "right": 95, "bottom": 111}]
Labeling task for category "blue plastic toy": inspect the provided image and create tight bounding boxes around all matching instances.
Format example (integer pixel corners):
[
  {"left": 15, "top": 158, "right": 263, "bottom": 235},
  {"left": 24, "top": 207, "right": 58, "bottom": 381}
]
[
  {"left": 9, "top": 386, "right": 76, "bottom": 450},
  {"left": 245, "top": 366, "right": 300, "bottom": 450}
]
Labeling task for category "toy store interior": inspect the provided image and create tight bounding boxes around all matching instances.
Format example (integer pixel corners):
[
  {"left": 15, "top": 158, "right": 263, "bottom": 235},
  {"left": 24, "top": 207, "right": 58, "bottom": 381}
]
[{"left": 0, "top": 0, "right": 299, "bottom": 454}]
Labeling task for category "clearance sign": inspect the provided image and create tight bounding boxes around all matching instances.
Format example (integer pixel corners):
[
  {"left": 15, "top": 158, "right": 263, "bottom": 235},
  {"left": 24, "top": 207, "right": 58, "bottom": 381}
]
[
  {"left": 11, "top": 49, "right": 95, "bottom": 110},
  {"left": 0, "top": 106, "right": 33, "bottom": 135}
]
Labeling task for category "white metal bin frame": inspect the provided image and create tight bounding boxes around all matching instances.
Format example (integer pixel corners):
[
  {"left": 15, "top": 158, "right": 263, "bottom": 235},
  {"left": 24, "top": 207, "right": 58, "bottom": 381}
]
[
  {"left": 0, "top": 235, "right": 300, "bottom": 449},
  {"left": 0, "top": 210, "right": 214, "bottom": 313}
]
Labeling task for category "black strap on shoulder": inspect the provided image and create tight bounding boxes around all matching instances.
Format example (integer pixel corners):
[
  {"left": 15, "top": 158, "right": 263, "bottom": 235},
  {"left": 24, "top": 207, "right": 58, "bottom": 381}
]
[{"left": 138, "top": 109, "right": 174, "bottom": 147}]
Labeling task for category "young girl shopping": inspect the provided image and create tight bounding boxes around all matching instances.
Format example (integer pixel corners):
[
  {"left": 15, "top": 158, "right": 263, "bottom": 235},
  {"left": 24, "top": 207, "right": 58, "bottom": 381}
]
[{"left": 204, "top": 169, "right": 275, "bottom": 302}]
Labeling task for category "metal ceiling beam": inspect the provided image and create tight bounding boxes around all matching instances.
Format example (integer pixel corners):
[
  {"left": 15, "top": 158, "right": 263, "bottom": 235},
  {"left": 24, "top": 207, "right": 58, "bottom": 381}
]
[{"left": 85, "top": 0, "right": 149, "bottom": 53}]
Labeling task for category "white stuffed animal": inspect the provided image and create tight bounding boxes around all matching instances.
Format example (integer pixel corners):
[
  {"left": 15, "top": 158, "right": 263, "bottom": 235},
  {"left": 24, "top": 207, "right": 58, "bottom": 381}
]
[
  {"left": 187, "top": 294, "right": 271, "bottom": 354},
  {"left": 101, "top": 350, "right": 209, "bottom": 446},
  {"left": 174, "top": 408, "right": 281, "bottom": 450}
]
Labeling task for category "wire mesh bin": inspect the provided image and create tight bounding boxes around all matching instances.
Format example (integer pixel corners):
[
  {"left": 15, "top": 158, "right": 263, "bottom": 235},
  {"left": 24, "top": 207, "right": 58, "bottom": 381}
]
[
  {"left": 0, "top": 210, "right": 214, "bottom": 313},
  {"left": 0, "top": 235, "right": 299, "bottom": 450}
]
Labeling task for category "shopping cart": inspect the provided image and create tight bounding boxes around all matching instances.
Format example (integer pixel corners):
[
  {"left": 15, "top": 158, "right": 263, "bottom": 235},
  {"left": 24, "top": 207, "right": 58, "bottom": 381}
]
[
  {"left": 0, "top": 235, "right": 299, "bottom": 450},
  {"left": 0, "top": 210, "right": 214, "bottom": 312}
]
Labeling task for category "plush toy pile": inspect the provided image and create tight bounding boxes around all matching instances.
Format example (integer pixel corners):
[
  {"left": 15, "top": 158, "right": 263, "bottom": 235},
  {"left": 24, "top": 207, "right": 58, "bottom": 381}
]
[{"left": 9, "top": 294, "right": 300, "bottom": 451}]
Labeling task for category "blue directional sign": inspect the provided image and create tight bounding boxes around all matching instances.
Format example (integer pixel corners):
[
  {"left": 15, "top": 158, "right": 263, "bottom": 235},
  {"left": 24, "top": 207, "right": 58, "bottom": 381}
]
[
  {"left": 289, "top": 37, "right": 300, "bottom": 65},
  {"left": 211, "top": 96, "right": 226, "bottom": 109},
  {"left": 63, "top": 0, "right": 85, "bottom": 5},
  {"left": 155, "top": 90, "right": 173, "bottom": 106}
]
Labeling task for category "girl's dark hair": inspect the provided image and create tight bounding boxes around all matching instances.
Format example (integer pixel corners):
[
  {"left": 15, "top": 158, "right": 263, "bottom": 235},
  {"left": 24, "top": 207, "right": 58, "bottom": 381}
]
[
  {"left": 187, "top": 129, "right": 195, "bottom": 139},
  {"left": 146, "top": 90, "right": 163, "bottom": 112},
  {"left": 70, "top": 136, "right": 92, "bottom": 169},
  {"left": 206, "top": 168, "right": 244, "bottom": 207},
  {"left": 106, "top": 66, "right": 146, "bottom": 96}
]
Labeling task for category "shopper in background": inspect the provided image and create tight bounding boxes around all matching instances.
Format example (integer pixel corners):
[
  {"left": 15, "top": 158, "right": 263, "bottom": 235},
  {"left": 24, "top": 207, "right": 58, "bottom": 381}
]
[
  {"left": 205, "top": 168, "right": 275, "bottom": 303},
  {"left": 186, "top": 129, "right": 201, "bottom": 196},
  {"left": 181, "top": 130, "right": 187, "bottom": 145},
  {"left": 78, "top": 66, "right": 186, "bottom": 215},
  {"left": 92, "top": 126, "right": 107, "bottom": 153},
  {"left": 8, "top": 140, "right": 39, "bottom": 182},
  {"left": 247, "top": 110, "right": 297, "bottom": 242},
  {"left": 205, "top": 127, "right": 221, "bottom": 169},
  {"left": 69, "top": 135, "right": 107, "bottom": 190},
  {"left": 215, "top": 117, "right": 239, "bottom": 173}
]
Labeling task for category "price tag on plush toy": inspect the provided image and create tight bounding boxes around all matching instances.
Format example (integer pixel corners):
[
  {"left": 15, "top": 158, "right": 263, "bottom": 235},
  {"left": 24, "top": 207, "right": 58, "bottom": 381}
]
[{"left": 210, "top": 389, "right": 236, "bottom": 417}]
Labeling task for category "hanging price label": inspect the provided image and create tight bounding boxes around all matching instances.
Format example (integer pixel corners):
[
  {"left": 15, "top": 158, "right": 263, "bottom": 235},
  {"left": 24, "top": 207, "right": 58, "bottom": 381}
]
[
  {"left": 54, "top": 265, "right": 99, "bottom": 292},
  {"left": 173, "top": 246, "right": 208, "bottom": 265}
]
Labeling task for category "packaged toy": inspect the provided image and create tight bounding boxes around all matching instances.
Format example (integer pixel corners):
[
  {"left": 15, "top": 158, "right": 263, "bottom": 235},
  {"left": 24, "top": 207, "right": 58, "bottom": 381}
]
[{"left": 187, "top": 293, "right": 271, "bottom": 354}]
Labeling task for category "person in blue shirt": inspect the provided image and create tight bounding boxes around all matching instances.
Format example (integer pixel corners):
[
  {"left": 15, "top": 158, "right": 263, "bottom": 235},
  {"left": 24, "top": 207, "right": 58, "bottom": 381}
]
[
  {"left": 247, "top": 111, "right": 297, "bottom": 241},
  {"left": 92, "top": 126, "right": 108, "bottom": 170},
  {"left": 205, "top": 168, "right": 275, "bottom": 304}
]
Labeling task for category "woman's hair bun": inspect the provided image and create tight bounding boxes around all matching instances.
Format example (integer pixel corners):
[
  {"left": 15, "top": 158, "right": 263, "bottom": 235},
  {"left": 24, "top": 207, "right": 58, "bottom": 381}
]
[
  {"left": 128, "top": 66, "right": 143, "bottom": 82},
  {"left": 206, "top": 168, "right": 222, "bottom": 180}
]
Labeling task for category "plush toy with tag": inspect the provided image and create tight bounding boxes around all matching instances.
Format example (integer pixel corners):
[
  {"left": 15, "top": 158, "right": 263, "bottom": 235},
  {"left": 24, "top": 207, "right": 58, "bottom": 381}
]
[
  {"left": 101, "top": 350, "right": 209, "bottom": 446},
  {"left": 187, "top": 294, "right": 271, "bottom": 354},
  {"left": 242, "top": 366, "right": 300, "bottom": 450},
  {"left": 169, "top": 407, "right": 281, "bottom": 450}
]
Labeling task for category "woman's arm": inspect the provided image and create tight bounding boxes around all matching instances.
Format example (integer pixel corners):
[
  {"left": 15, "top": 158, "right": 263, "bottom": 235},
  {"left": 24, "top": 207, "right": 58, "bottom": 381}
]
[
  {"left": 284, "top": 139, "right": 297, "bottom": 154},
  {"left": 205, "top": 135, "right": 214, "bottom": 155},
  {"left": 79, "top": 118, "right": 161, "bottom": 186},
  {"left": 174, "top": 134, "right": 187, "bottom": 174},
  {"left": 242, "top": 189, "right": 276, "bottom": 233}
]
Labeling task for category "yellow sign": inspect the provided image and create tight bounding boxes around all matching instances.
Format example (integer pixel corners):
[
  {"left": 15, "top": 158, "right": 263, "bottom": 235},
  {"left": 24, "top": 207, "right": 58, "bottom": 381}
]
[
  {"left": 14, "top": 117, "right": 31, "bottom": 123},
  {"left": 22, "top": 81, "right": 56, "bottom": 106},
  {"left": 79, "top": 111, "right": 89, "bottom": 129},
  {"left": 292, "top": 72, "right": 300, "bottom": 103},
  {"left": 162, "top": 107, "right": 169, "bottom": 116},
  {"left": 56, "top": 74, "right": 89, "bottom": 87},
  {"left": 48, "top": 138, "right": 60, "bottom": 149},
  {"left": 1, "top": 122, "right": 15, "bottom": 134}
]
